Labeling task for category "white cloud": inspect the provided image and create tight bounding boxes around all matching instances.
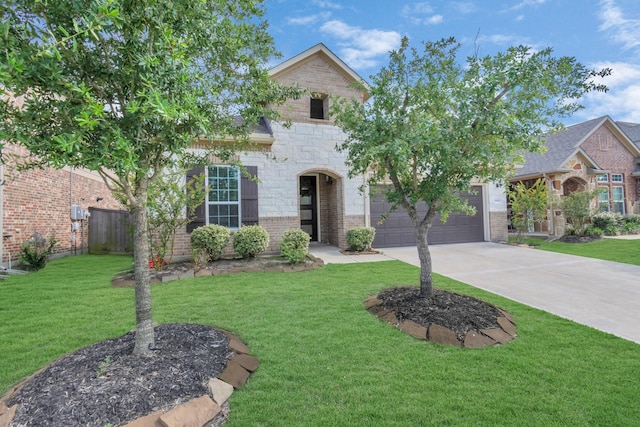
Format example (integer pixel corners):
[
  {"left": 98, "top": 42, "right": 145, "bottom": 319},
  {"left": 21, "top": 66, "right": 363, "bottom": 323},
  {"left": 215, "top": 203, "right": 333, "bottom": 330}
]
[
  {"left": 312, "top": 0, "right": 343, "bottom": 9},
  {"left": 319, "top": 20, "right": 401, "bottom": 69},
  {"left": 451, "top": 2, "right": 477, "bottom": 14},
  {"left": 508, "top": 0, "right": 546, "bottom": 11},
  {"left": 287, "top": 12, "right": 332, "bottom": 26},
  {"left": 575, "top": 61, "right": 640, "bottom": 122},
  {"left": 598, "top": 0, "right": 640, "bottom": 51},
  {"left": 401, "top": 2, "right": 444, "bottom": 26}
]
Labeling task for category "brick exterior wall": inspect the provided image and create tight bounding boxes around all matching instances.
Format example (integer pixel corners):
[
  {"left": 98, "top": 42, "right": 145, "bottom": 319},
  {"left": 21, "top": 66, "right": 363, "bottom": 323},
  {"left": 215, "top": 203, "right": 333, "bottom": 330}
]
[
  {"left": 489, "top": 212, "right": 509, "bottom": 242},
  {"left": 270, "top": 55, "right": 365, "bottom": 126},
  {"left": 2, "top": 144, "right": 124, "bottom": 264},
  {"left": 580, "top": 125, "right": 639, "bottom": 214}
]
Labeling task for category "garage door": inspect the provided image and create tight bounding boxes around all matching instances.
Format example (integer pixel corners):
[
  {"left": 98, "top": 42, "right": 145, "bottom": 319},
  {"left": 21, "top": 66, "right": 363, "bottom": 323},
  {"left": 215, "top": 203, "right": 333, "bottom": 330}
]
[{"left": 370, "top": 186, "right": 484, "bottom": 247}]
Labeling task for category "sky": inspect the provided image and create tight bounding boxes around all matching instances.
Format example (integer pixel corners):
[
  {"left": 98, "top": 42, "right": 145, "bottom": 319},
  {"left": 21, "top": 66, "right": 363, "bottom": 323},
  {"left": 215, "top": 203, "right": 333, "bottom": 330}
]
[{"left": 264, "top": 0, "right": 640, "bottom": 125}]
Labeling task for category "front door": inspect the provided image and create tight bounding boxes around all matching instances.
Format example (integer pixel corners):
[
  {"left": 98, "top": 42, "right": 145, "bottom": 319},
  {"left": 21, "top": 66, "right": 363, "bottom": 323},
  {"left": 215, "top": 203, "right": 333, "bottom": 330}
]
[{"left": 299, "top": 176, "right": 318, "bottom": 241}]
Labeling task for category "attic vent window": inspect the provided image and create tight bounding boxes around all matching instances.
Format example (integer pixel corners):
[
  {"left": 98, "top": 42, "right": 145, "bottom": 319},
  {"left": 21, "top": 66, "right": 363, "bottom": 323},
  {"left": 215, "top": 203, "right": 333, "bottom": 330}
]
[
  {"left": 598, "top": 134, "right": 611, "bottom": 151},
  {"left": 310, "top": 93, "right": 328, "bottom": 120}
]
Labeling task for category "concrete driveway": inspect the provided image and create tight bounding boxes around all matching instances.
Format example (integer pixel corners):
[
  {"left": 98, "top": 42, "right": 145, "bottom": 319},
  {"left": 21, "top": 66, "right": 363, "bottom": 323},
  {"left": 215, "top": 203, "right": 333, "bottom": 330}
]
[{"left": 311, "top": 242, "right": 640, "bottom": 344}]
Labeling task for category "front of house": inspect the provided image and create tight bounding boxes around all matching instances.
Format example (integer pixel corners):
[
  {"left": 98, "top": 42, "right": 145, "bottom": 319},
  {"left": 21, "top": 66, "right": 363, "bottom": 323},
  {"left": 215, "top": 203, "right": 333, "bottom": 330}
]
[
  {"left": 172, "top": 44, "right": 508, "bottom": 257},
  {"left": 510, "top": 116, "right": 640, "bottom": 236}
]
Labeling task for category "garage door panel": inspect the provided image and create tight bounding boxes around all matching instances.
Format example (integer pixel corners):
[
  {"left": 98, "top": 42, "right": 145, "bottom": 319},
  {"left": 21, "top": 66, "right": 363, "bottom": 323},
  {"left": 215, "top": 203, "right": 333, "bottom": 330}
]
[{"left": 370, "top": 186, "right": 484, "bottom": 247}]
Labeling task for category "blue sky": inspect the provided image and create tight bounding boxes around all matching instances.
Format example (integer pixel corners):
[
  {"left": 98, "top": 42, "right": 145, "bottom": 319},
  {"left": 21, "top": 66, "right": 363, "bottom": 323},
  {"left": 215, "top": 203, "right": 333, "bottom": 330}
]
[{"left": 264, "top": 0, "right": 640, "bottom": 124}]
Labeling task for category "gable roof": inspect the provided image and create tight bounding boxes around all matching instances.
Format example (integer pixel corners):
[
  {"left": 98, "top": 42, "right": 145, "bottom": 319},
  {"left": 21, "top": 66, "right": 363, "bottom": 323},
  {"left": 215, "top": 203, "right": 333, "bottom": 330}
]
[
  {"left": 617, "top": 121, "right": 640, "bottom": 150},
  {"left": 269, "top": 43, "right": 370, "bottom": 100},
  {"left": 514, "top": 115, "right": 640, "bottom": 179},
  {"left": 515, "top": 117, "right": 606, "bottom": 178}
]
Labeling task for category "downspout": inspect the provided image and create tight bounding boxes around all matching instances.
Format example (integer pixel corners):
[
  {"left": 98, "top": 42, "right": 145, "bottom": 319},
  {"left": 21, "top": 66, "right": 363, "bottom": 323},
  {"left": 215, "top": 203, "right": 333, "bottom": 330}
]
[{"left": 543, "top": 173, "right": 555, "bottom": 236}]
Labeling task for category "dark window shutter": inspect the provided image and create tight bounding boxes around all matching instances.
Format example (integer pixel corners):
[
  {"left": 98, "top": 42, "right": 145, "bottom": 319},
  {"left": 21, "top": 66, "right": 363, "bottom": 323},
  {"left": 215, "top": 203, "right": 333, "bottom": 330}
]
[
  {"left": 186, "top": 166, "right": 206, "bottom": 233},
  {"left": 241, "top": 166, "right": 259, "bottom": 226}
]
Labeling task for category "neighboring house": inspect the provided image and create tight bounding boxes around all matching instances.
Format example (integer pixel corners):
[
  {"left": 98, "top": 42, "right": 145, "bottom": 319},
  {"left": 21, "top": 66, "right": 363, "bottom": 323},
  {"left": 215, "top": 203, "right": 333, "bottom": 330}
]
[
  {"left": 510, "top": 116, "right": 640, "bottom": 236},
  {"left": 172, "top": 44, "right": 508, "bottom": 256},
  {"left": 1, "top": 143, "right": 124, "bottom": 266}
]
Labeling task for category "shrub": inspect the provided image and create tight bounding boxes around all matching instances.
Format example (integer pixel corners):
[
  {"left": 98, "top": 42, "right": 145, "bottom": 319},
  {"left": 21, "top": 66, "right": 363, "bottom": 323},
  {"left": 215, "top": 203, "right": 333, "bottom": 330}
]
[
  {"left": 591, "top": 212, "right": 622, "bottom": 231},
  {"left": 280, "top": 228, "right": 311, "bottom": 264},
  {"left": 623, "top": 222, "right": 640, "bottom": 234},
  {"left": 346, "top": 226, "right": 376, "bottom": 252},
  {"left": 623, "top": 214, "right": 640, "bottom": 226},
  {"left": 190, "top": 225, "right": 230, "bottom": 263},
  {"left": 559, "top": 189, "right": 602, "bottom": 236},
  {"left": 19, "top": 233, "right": 58, "bottom": 271},
  {"left": 583, "top": 225, "right": 603, "bottom": 238},
  {"left": 233, "top": 225, "right": 269, "bottom": 258}
]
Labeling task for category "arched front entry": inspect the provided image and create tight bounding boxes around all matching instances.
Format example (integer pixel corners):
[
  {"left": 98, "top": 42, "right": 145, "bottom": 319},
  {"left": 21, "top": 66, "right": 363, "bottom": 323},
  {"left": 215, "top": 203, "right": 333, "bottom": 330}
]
[
  {"left": 298, "top": 169, "right": 343, "bottom": 245},
  {"left": 563, "top": 177, "right": 587, "bottom": 196}
]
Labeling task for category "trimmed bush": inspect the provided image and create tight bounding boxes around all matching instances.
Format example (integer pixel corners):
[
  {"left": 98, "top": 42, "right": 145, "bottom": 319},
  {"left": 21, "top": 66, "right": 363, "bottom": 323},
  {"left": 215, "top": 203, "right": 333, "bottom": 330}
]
[
  {"left": 583, "top": 225, "right": 603, "bottom": 238},
  {"left": 346, "top": 226, "right": 376, "bottom": 252},
  {"left": 233, "top": 225, "right": 269, "bottom": 258},
  {"left": 623, "top": 214, "right": 640, "bottom": 226},
  {"left": 190, "top": 225, "right": 230, "bottom": 263},
  {"left": 280, "top": 228, "right": 311, "bottom": 264},
  {"left": 591, "top": 212, "right": 622, "bottom": 231}
]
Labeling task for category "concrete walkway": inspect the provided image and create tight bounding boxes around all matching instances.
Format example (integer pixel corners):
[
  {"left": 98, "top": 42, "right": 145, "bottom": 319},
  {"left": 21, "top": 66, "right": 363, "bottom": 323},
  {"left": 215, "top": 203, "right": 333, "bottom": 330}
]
[{"left": 310, "top": 242, "right": 640, "bottom": 344}]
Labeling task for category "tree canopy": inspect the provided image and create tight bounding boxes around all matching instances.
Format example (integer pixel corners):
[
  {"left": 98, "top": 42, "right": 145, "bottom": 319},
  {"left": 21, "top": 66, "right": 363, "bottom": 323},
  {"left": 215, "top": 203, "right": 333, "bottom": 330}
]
[
  {"left": 0, "top": 0, "right": 299, "bottom": 355},
  {"left": 331, "top": 36, "right": 609, "bottom": 297}
]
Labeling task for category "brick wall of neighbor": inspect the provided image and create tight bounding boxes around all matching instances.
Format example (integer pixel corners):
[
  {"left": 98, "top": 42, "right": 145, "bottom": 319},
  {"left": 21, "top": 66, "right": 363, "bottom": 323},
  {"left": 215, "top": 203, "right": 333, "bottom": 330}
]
[
  {"left": 581, "top": 125, "right": 639, "bottom": 213},
  {"left": 2, "top": 144, "right": 123, "bottom": 264}
]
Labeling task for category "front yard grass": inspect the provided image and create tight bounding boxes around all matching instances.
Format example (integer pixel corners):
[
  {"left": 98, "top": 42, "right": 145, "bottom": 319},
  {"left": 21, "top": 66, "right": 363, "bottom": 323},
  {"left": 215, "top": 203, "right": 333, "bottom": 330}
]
[
  {"left": 1, "top": 255, "right": 639, "bottom": 426},
  {"left": 513, "top": 236, "right": 640, "bottom": 266}
]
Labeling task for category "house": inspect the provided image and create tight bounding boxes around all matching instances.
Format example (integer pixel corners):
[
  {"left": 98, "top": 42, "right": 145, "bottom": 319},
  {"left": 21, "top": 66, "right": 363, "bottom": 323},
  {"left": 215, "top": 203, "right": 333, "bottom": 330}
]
[
  {"left": 1, "top": 143, "right": 124, "bottom": 266},
  {"left": 171, "top": 44, "right": 509, "bottom": 256},
  {"left": 510, "top": 116, "right": 640, "bottom": 236}
]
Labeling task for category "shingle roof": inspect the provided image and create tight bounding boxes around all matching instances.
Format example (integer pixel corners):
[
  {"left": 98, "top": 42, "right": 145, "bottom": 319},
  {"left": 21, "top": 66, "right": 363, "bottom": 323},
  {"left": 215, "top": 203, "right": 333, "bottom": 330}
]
[
  {"left": 515, "top": 116, "right": 606, "bottom": 178},
  {"left": 616, "top": 121, "right": 640, "bottom": 150}
]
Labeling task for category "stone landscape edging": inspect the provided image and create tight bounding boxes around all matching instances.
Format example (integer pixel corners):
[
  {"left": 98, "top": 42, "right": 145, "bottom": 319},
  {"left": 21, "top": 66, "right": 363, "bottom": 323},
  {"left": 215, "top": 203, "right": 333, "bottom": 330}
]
[
  {"left": 364, "top": 294, "right": 517, "bottom": 348},
  {"left": 0, "top": 329, "right": 258, "bottom": 427}
]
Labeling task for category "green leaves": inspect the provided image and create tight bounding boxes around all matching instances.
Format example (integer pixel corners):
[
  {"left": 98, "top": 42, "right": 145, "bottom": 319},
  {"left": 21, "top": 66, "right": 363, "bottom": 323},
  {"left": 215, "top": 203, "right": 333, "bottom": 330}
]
[{"left": 331, "top": 36, "right": 609, "bottom": 229}]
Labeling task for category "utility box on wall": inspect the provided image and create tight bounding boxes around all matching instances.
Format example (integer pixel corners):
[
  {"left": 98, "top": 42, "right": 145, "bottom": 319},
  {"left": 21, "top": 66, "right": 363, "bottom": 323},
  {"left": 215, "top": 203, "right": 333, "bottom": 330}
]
[{"left": 70, "top": 205, "right": 83, "bottom": 220}]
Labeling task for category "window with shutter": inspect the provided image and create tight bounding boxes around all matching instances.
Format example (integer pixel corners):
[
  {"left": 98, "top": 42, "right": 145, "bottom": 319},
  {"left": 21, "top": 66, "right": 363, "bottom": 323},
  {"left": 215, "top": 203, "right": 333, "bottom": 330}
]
[{"left": 185, "top": 165, "right": 258, "bottom": 232}]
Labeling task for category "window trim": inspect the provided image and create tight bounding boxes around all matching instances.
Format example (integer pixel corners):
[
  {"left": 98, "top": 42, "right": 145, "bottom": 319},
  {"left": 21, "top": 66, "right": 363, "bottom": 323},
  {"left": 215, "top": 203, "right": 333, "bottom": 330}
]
[
  {"left": 207, "top": 165, "right": 242, "bottom": 229},
  {"left": 597, "top": 174, "right": 608, "bottom": 183},
  {"left": 611, "top": 173, "right": 623, "bottom": 183}
]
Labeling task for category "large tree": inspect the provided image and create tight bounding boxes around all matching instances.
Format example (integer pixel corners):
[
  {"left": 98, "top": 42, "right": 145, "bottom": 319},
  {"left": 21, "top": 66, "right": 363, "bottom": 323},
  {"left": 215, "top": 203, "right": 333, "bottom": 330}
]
[
  {"left": 0, "top": 0, "right": 298, "bottom": 356},
  {"left": 331, "top": 37, "right": 609, "bottom": 298}
]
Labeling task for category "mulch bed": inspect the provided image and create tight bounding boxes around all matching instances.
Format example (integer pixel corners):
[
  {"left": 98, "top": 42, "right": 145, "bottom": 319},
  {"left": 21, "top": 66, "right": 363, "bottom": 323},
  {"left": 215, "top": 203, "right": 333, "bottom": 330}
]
[
  {"left": 5, "top": 324, "right": 233, "bottom": 427},
  {"left": 377, "top": 287, "right": 502, "bottom": 341}
]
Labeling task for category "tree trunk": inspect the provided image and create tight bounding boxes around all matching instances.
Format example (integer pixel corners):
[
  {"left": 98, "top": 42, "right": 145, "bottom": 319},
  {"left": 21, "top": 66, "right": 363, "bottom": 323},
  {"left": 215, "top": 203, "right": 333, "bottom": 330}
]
[
  {"left": 131, "top": 187, "right": 154, "bottom": 357},
  {"left": 416, "top": 221, "right": 434, "bottom": 298}
]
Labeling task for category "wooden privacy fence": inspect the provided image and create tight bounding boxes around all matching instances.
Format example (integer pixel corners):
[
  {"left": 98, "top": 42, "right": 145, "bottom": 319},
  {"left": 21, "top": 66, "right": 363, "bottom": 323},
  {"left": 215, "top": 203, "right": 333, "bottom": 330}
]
[{"left": 88, "top": 207, "right": 133, "bottom": 254}]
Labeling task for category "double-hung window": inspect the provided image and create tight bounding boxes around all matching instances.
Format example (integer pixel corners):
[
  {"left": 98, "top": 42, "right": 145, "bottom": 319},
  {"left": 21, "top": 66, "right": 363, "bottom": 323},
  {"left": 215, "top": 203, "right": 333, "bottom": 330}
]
[
  {"left": 207, "top": 166, "right": 241, "bottom": 229},
  {"left": 612, "top": 186, "right": 625, "bottom": 214}
]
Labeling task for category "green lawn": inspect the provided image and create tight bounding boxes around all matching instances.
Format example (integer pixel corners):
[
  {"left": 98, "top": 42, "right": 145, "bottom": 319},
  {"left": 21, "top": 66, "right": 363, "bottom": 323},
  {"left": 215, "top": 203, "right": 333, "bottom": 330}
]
[
  {"left": 513, "top": 236, "right": 640, "bottom": 266},
  {"left": 1, "top": 255, "right": 639, "bottom": 426}
]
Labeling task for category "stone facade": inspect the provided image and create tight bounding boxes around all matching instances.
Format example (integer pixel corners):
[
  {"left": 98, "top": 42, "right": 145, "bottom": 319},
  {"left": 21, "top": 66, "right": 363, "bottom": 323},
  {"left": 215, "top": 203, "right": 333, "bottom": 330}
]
[{"left": 1, "top": 144, "right": 123, "bottom": 265}]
